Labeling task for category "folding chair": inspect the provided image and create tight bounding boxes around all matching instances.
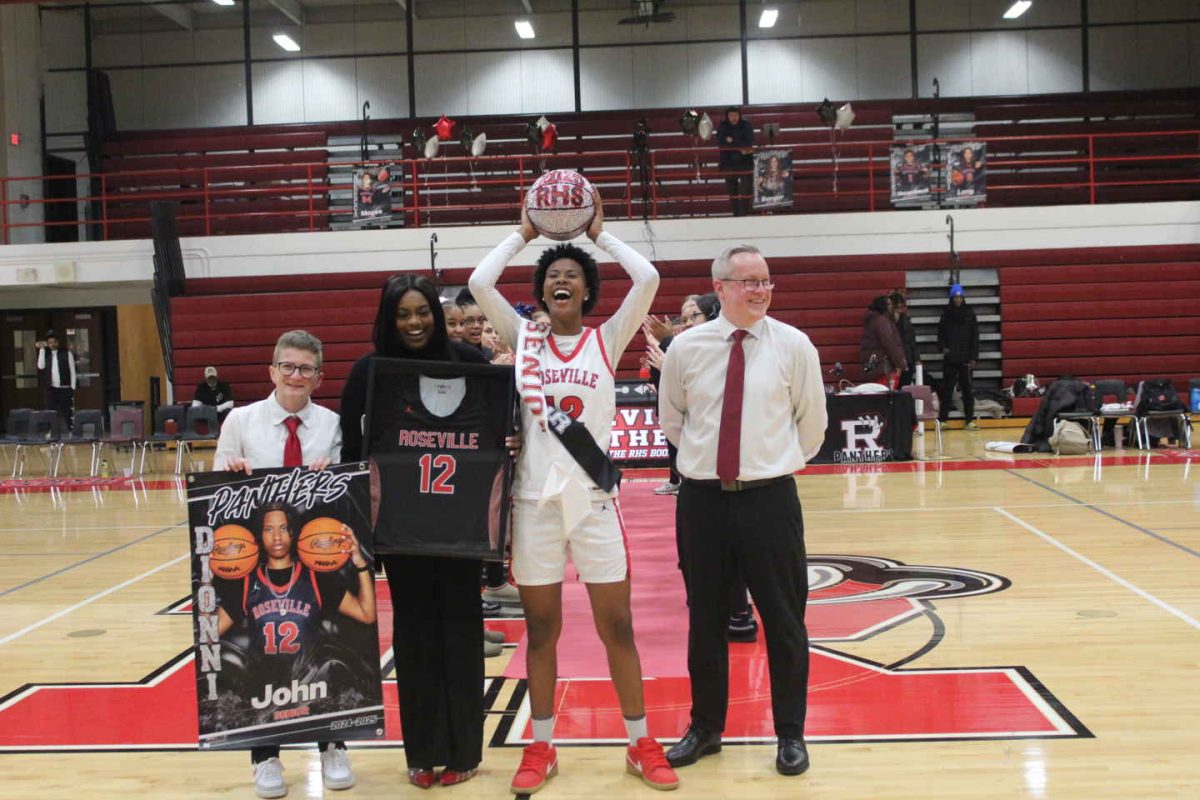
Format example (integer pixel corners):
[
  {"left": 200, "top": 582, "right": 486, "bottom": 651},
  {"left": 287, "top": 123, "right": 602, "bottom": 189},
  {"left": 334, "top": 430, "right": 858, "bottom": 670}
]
[
  {"left": 143, "top": 404, "right": 190, "bottom": 475},
  {"left": 1054, "top": 382, "right": 1102, "bottom": 451},
  {"left": 10, "top": 410, "right": 65, "bottom": 478},
  {"left": 1092, "top": 379, "right": 1136, "bottom": 449},
  {"left": 99, "top": 406, "right": 145, "bottom": 476},
  {"left": 1133, "top": 380, "right": 1193, "bottom": 449},
  {"left": 178, "top": 405, "right": 220, "bottom": 473},
  {"left": 60, "top": 409, "right": 106, "bottom": 477},
  {"left": 902, "top": 384, "right": 943, "bottom": 458},
  {"left": 1, "top": 408, "right": 34, "bottom": 473}
]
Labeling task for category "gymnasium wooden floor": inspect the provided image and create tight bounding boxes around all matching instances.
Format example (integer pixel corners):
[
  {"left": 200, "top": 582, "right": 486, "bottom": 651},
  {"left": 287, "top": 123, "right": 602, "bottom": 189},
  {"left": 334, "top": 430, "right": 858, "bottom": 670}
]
[{"left": 1, "top": 429, "right": 1198, "bottom": 799}]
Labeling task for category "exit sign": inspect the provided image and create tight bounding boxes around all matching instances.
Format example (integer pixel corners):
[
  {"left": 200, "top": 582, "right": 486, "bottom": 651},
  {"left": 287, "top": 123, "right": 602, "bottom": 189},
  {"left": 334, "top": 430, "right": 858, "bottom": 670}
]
[{"left": 8, "top": 132, "right": 19, "bottom": 146}]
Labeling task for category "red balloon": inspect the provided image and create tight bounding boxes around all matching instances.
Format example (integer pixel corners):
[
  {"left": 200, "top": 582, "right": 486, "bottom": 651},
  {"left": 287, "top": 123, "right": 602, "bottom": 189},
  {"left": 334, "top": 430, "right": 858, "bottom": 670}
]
[
  {"left": 541, "top": 124, "right": 558, "bottom": 151},
  {"left": 434, "top": 115, "right": 456, "bottom": 141}
]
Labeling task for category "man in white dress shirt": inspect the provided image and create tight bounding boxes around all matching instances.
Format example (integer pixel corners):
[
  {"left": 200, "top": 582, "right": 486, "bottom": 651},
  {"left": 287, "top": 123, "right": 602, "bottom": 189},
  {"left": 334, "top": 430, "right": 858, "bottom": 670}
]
[
  {"left": 657, "top": 245, "right": 827, "bottom": 777},
  {"left": 36, "top": 330, "right": 77, "bottom": 429},
  {"left": 211, "top": 329, "right": 350, "bottom": 799}
]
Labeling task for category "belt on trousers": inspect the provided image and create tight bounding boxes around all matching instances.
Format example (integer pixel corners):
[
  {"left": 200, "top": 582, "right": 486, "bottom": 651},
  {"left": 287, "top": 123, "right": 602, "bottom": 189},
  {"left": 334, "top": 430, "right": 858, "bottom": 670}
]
[{"left": 682, "top": 475, "right": 792, "bottom": 493}]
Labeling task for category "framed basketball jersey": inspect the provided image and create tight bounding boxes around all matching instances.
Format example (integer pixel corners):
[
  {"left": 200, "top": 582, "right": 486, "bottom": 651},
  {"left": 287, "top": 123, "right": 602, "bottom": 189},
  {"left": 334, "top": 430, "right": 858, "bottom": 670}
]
[{"left": 365, "top": 358, "right": 516, "bottom": 559}]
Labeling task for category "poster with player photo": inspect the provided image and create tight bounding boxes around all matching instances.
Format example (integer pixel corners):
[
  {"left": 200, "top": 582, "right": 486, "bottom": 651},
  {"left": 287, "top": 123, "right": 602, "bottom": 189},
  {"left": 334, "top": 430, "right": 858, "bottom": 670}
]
[
  {"left": 945, "top": 142, "right": 986, "bottom": 205},
  {"left": 186, "top": 464, "right": 383, "bottom": 751},
  {"left": 352, "top": 165, "right": 396, "bottom": 224},
  {"left": 890, "top": 143, "right": 934, "bottom": 206},
  {"left": 752, "top": 150, "right": 793, "bottom": 210},
  {"left": 365, "top": 358, "right": 516, "bottom": 559}
]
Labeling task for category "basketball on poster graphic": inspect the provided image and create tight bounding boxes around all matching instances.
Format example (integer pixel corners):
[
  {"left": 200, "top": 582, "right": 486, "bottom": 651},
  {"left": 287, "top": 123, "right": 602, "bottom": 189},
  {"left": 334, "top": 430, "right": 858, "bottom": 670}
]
[
  {"left": 211, "top": 525, "right": 259, "bottom": 579},
  {"left": 299, "top": 517, "right": 352, "bottom": 572},
  {"left": 525, "top": 169, "right": 596, "bottom": 241}
]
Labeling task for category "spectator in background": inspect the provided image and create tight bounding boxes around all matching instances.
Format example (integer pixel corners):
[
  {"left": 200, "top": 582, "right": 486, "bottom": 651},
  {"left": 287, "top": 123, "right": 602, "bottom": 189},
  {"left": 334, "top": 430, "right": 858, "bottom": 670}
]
[
  {"left": 36, "top": 330, "right": 76, "bottom": 429},
  {"left": 889, "top": 292, "right": 920, "bottom": 388},
  {"left": 716, "top": 107, "right": 755, "bottom": 217},
  {"left": 860, "top": 296, "right": 906, "bottom": 389},
  {"left": 455, "top": 288, "right": 494, "bottom": 361},
  {"left": 193, "top": 366, "right": 235, "bottom": 423},
  {"left": 937, "top": 284, "right": 980, "bottom": 430},
  {"left": 442, "top": 301, "right": 466, "bottom": 342}
]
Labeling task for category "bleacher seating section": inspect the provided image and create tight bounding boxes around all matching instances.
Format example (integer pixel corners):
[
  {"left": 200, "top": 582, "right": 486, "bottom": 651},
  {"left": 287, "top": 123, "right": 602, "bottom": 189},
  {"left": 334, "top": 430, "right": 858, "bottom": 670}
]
[
  {"left": 100, "top": 89, "right": 1199, "bottom": 237},
  {"left": 171, "top": 242, "right": 1200, "bottom": 413}
]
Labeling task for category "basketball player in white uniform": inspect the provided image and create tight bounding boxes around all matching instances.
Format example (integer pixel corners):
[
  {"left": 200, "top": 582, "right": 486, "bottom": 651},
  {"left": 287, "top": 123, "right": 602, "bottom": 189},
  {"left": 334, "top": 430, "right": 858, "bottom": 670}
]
[{"left": 469, "top": 195, "right": 679, "bottom": 793}]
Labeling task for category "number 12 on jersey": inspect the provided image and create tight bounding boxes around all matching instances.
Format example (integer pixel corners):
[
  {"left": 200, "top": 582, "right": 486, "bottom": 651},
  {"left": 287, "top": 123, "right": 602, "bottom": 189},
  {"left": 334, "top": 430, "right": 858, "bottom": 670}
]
[{"left": 418, "top": 453, "right": 457, "bottom": 494}]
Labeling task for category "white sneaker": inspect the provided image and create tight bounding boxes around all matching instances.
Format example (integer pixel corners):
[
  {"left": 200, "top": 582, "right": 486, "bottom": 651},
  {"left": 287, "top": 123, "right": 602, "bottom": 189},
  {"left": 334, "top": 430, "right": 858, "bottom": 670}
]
[
  {"left": 253, "top": 757, "right": 287, "bottom": 799},
  {"left": 653, "top": 481, "right": 679, "bottom": 496},
  {"left": 321, "top": 747, "right": 355, "bottom": 791},
  {"left": 482, "top": 582, "right": 521, "bottom": 605}
]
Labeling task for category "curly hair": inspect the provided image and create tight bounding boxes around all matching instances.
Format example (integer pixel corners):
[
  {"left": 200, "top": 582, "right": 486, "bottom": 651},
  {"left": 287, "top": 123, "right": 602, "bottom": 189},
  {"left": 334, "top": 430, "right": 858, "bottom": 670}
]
[
  {"left": 532, "top": 243, "right": 601, "bottom": 315},
  {"left": 254, "top": 501, "right": 300, "bottom": 562}
]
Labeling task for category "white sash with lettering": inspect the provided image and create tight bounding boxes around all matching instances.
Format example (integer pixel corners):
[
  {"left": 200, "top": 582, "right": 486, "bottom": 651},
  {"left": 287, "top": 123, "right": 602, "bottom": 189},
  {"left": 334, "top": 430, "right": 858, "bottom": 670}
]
[{"left": 516, "top": 318, "right": 591, "bottom": 533}]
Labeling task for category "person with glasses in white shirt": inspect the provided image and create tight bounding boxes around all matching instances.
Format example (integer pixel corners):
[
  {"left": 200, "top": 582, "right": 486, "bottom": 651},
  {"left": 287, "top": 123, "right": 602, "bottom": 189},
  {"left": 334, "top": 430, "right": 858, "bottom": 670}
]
[
  {"left": 658, "top": 245, "right": 827, "bottom": 778},
  {"left": 212, "top": 329, "right": 354, "bottom": 798}
]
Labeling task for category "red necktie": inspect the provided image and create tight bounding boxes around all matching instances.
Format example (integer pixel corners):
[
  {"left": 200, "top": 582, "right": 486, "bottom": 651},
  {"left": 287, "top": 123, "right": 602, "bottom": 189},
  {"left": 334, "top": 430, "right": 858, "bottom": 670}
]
[
  {"left": 716, "top": 329, "right": 749, "bottom": 484},
  {"left": 283, "top": 416, "right": 303, "bottom": 467}
]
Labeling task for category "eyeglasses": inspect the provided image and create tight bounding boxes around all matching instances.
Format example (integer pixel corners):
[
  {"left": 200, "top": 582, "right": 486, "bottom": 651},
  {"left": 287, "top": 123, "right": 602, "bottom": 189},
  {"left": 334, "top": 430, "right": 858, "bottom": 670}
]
[
  {"left": 720, "top": 278, "right": 775, "bottom": 291},
  {"left": 461, "top": 316, "right": 486, "bottom": 326},
  {"left": 685, "top": 312, "right": 707, "bottom": 323},
  {"left": 275, "top": 361, "right": 319, "bottom": 379}
]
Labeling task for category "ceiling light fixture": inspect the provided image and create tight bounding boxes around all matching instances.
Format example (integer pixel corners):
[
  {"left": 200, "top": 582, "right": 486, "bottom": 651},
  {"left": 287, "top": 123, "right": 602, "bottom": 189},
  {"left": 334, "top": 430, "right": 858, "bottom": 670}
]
[
  {"left": 514, "top": 20, "right": 536, "bottom": 39},
  {"left": 1003, "top": 1, "right": 1032, "bottom": 19},
  {"left": 211, "top": 0, "right": 235, "bottom": 7},
  {"left": 272, "top": 33, "right": 301, "bottom": 52},
  {"left": 758, "top": 8, "right": 778, "bottom": 28}
]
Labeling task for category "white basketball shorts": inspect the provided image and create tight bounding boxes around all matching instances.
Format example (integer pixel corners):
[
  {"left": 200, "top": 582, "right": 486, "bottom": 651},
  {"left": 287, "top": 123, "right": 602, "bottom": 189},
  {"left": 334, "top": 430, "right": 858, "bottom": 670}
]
[{"left": 511, "top": 497, "right": 630, "bottom": 586}]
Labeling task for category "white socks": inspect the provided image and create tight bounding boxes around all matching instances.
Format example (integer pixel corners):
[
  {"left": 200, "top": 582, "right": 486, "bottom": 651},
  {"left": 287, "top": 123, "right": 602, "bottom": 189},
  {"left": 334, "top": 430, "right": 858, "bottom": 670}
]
[
  {"left": 532, "top": 716, "right": 555, "bottom": 744},
  {"left": 624, "top": 715, "right": 648, "bottom": 744}
]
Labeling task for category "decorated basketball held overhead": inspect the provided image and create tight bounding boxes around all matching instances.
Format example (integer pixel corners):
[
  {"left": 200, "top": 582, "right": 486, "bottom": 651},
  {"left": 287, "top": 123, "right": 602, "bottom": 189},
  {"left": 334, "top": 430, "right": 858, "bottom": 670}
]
[{"left": 525, "top": 169, "right": 596, "bottom": 241}]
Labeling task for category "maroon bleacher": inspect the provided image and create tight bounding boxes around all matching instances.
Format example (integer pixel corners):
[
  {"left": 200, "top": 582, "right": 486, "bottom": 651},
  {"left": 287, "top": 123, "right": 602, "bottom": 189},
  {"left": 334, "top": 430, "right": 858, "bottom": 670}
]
[{"left": 171, "top": 241, "right": 1200, "bottom": 413}]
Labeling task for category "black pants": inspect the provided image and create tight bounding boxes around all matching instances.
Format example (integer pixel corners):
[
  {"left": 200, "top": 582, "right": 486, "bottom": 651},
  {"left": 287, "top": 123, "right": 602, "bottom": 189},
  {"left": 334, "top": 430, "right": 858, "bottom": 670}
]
[
  {"left": 44, "top": 387, "right": 74, "bottom": 430},
  {"left": 251, "top": 741, "right": 340, "bottom": 764},
  {"left": 939, "top": 361, "right": 974, "bottom": 422},
  {"left": 677, "top": 478, "right": 809, "bottom": 737},
  {"left": 483, "top": 560, "right": 506, "bottom": 589},
  {"left": 667, "top": 441, "right": 680, "bottom": 485},
  {"left": 724, "top": 173, "right": 753, "bottom": 216},
  {"left": 382, "top": 553, "right": 484, "bottom": 771}
]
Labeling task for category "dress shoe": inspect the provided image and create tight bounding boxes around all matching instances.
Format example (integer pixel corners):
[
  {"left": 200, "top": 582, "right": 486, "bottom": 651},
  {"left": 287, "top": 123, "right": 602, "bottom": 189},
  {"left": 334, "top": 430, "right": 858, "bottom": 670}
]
[
  {"left": 727, "top": 610, "right": 758, "bottom": 643},
  {"left": 775, "top": 738, "right": 809, "bottom": 775},
  {"left": 666, "top": 726, "right": 721, "bottom": 768}
]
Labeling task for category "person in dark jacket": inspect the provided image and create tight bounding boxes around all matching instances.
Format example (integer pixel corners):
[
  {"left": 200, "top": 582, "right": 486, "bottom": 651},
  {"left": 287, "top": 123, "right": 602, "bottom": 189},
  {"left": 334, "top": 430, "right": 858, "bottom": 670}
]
[
  {"left": 193, "top": 366, "right": 235, "bottom": 422},
  {"left": 937, "top": 284, "right": 980, "bottom": 429},
  {"left": 889, "top": 292, "right": 919, "bottom": 387},
  {"left": 716, "top": 107, "right": 755, "bottom": 216},
  {"left": 36, "top": 330, "right": 76, "bottom": 429},
  {"left": 339, "top": 274, "right": 496, "bottom": 789},
  {"left": 860, "top": 296, "right": 906, "bottom": 388}
]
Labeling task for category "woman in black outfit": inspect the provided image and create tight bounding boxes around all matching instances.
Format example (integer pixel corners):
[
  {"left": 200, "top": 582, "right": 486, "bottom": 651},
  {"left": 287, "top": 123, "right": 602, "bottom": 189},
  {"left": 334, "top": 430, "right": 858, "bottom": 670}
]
[{"left": 339, "top": 274, "right": 489, "bottom": 789}]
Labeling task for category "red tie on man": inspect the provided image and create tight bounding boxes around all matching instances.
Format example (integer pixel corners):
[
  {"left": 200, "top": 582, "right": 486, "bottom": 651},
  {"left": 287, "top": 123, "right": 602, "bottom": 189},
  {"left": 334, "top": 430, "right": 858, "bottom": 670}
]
[
  {"left": 283, "top": 415, "right": 303, "bottom": 467},
  {"left": 716, "top": 329, "right": 749, "bottom": 484}
]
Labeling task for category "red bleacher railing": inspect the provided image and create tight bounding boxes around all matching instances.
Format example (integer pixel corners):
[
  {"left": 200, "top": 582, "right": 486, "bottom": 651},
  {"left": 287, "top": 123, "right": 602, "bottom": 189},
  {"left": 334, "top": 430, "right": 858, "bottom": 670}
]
[{"left": 1, "top": 128, "right": 1197, "bottom": 244}]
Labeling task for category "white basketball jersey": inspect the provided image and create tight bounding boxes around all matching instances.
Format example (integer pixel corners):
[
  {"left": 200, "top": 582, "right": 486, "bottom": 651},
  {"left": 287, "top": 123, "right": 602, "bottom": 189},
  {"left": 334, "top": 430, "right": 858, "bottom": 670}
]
[{"left": 514, "top": 327, "right": 617, "bottom": 500}]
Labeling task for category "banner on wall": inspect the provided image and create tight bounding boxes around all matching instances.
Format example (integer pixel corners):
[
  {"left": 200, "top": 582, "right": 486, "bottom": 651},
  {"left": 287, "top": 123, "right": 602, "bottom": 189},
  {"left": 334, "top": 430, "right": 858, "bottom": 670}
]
[
  {"left": 353, "top": 165, "right": 397, "bottom": 224},
  {"left": 608, "top": 404, "right": 670, "bottom": 466},
  {"left": 945, "top": 142, "right": 986, "bottom": 205},
  {"left": 187, "top": 464, "right": 384, "bottom": 750},
  {"left": 890, "top": 143, "right": 934, "bottom": 206},
  {"left": 752, "top": 149, "right": 794, "bottom": 210}
]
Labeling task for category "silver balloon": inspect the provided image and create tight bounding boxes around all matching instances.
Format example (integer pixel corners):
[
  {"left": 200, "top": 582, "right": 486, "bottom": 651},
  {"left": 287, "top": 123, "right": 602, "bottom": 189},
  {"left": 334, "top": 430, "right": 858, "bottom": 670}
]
[
  {"left": 424, "top": 134, "right": 440, "bottom": 159},
  {"left": 698, "top": 112, "right": 714, "bottom": 141},
  {"left": 471, "top": 132, "right": 487, "bottom": 157},
  {"left": 835, "top": 102, "right": 855, "bottom": 130}
]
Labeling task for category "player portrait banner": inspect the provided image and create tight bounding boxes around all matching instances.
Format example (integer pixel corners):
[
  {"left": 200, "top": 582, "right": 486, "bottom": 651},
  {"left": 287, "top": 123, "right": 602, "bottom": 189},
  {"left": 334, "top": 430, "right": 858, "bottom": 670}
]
[
  {"left": 353, "top": 165, "right": 396, "bottom": 224},
  {"left": 752, "top": 149, "right": 793, "bottom": 210},
  {"left": 187, "top": 464, "right": 384, "bottom": 750},
  {"left": 890, "top": 143, "right": 934, "bottom": 206},
  {"left": 945, "top": 142, "right": 986, "bottom": 205},
  {"left": 365, "top": 357, "right": 515, "bottom": 560}
]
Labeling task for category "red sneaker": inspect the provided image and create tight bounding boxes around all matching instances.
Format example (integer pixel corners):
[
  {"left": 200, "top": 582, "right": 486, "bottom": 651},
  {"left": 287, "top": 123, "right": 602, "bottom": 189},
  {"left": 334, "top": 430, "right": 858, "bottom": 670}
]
[
  {"left": 510, "top": 741, "right": 558, "bottom": 795},
  {"left": 407, "top": 768, "right": 435, "bottom": 789},
  {"left": 627, "top": 737, "right": 680, "bottom": 791},
  {"left": 439, "top": 767, "right": 477, "bottom": 787}
]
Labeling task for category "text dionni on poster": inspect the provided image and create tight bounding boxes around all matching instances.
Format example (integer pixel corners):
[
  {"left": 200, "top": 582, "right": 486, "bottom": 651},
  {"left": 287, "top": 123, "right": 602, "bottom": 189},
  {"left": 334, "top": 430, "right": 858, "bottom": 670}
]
[
  {"left": 890, "top": 143, "right": 935, "bottom": 206},
  {"left": 353, "top": 165, "right": 397, "bottom": 224},
  {"left": 945, "top": 142, "right": 987, "bottom": 205},
  {"left": 187, "top": 464, "right": 384, "bottom": 750},
  {"left": 752, "top": 150, "right": 794, "bottom": 210}
]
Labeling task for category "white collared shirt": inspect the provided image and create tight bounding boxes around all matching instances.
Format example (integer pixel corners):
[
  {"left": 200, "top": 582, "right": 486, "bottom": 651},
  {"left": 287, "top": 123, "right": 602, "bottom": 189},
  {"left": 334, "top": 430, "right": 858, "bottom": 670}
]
[
  {"left": 37, "top": 347, "right": 76, "bottom": 389},
  {"left": 658, "top": 314, "right": 828, "bottom": 481},
  {"left": 213, "top": 391, "right": 342, "bottom": 469}
]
